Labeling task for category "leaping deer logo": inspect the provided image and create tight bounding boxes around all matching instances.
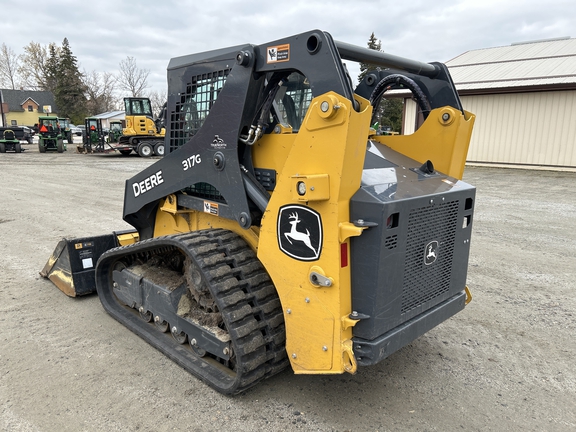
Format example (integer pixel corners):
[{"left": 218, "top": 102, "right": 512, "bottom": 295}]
[
  {"left": 424, "top": 240, "right": 439, "bottom": 265},
  {"left": 285, "top": 212, "right": 317, "bottom": 255},
  {"left": 426, "top": 244, "right": 437, "bottom": 260}
]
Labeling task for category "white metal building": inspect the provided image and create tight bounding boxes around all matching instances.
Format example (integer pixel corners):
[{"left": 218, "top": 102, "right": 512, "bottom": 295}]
[
  {"left": 92, "top": 110, "right": 125, "bottom": 129},
  {"left": 445, "top": 37, "right": 576, "bottom": 169}
]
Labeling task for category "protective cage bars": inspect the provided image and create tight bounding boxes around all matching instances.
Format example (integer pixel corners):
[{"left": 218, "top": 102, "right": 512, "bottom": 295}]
[{"left": 169, "top": 69, "right": 230, "bottom": 152}]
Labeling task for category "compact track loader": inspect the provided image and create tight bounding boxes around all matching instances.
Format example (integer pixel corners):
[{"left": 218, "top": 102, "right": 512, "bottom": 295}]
[{"left": 41, "top": 30, "right": 476, "bottom": 395}]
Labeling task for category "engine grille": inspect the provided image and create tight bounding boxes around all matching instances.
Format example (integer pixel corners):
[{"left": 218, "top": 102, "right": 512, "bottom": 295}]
[
  {"left": 401, "top": 201, "right": 459, "bottom": 314},
  {"left": 183, "top": 182, "right": 225, "bottom": 203},
  {"left": 384, "top": 234, "right": 398, "bottom": 250}
]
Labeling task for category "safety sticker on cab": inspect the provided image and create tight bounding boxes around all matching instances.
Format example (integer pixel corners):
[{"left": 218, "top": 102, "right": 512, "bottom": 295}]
[
  {"left": 204, "top": 201, "right": 219, "bottom": 216},
  {"left": 267, "top": 44, "right": 290, "bottom": 63}
]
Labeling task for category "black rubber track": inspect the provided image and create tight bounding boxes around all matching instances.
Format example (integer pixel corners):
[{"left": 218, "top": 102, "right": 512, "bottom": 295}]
[{"left": 95, "top": 229, "right": 289, "bottom": 395}]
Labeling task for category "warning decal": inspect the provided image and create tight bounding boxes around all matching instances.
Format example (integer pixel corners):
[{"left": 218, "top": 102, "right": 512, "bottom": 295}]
[
  {"left": 74, "top": 241, "right": 94, "bottom": 250},
  {"left": 204, "top": 201, "right": 219, "bottom": 216},
  {"left": 267, "top": 44, "right": 290, "bottom": 63}
]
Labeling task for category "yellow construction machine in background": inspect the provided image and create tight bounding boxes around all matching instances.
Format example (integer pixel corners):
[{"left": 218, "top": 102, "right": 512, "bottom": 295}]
[{"left": 118, "top": 97, "right": 165, "bottom": 157}]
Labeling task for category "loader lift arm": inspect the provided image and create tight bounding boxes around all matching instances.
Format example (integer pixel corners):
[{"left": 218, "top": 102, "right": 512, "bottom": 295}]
[
  {"left": 122, "top": 30, "right": 467, "bottom": 239},
  {"left": 122, "top": 31, "right": 362, "bottom": 238}
]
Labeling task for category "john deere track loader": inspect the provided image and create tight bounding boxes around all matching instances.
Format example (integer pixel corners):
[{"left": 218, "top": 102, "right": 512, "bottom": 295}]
[{"left": 41, "top": 30, "right": 476, "bottom": 395}]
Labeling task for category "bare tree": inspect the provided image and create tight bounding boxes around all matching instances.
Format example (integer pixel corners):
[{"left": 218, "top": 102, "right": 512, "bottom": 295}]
[
  {"left": 0, "top": 43, "right": 22, "bottom": 89},
  {"left": 18, "top": 42, "right": 58, "bottom": 91},
  {"left": 83, "top": 70, "right": 118, "bottom": 115},
  {"left": 118, "top": 56, "right": 149, "bottom": 97},
  {"left": 147, "top": 89, "right": 167, "bottom": 118}
]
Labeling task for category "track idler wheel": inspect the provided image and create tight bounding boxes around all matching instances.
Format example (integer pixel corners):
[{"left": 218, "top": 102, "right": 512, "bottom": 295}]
[
  {"left": 139, "top": 308, "right": 153, "bottom": 322},
  {"left": 171, "top": 326, "right": 188, "bottom": 344},
  {"left": 154, "top": 316, "right": 169, "bottom": 332},
  {"left": 189, "top": 338, "right": 207, "bottom": 357}
]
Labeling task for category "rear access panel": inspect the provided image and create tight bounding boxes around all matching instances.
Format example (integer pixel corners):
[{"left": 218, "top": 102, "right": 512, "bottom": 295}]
[{"left": 349, "top": 142, "right": 475, "bottom": 345}]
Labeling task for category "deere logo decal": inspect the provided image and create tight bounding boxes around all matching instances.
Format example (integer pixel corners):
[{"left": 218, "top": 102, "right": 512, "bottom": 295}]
[
  {"left": 277, "top": 205, "right": 322, "bottom": 261},
  {"left": 424, "top": 240, "right": 439, "bottom": 265},
  {"left": 132, "top": 170, "right": 164, "bottom": 197}
]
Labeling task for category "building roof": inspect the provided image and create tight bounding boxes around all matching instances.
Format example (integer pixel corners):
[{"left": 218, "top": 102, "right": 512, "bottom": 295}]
[
  {"left": 93, "top": 110, "right": 125, "bottom": 119},
  {"left": 446, "top": 37, "right": 576, "bottom": 93},
  {"left": 0, "top": 89, "right": 57, "bottom": 112}
]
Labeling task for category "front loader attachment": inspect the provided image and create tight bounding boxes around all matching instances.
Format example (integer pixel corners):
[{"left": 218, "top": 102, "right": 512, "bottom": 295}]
[
  {"left": 40, "top": 234, "right": 118, "bottom": 297},
  {"left": 41, "top": 231, "right": 138, "bottom": 297}
]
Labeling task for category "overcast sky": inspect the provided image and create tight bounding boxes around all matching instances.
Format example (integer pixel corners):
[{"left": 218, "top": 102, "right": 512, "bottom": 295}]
[{"left": 2, "top": 0, "right": 574, "bottom": 93}]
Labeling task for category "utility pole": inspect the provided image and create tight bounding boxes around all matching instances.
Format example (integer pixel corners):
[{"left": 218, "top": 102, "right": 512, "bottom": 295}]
[{"left": 0, "top": 90, "right": 5, "bottom": 127}]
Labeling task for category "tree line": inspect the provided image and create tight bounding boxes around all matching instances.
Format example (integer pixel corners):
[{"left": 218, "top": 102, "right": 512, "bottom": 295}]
[
  {"left": 2, "top": 34, "right": 402, "bottom": 130},
  {"left": 0, "top": 39, "right": 165, "bottom": 125}
]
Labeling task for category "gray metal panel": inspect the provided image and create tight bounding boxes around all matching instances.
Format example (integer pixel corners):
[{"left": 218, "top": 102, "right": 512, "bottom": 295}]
[
  {"left": 353, "top": 291, "right": 466, "bottom": 366},
  {"left": 350, "top": 142, "right": 475, "bottom": 341}
]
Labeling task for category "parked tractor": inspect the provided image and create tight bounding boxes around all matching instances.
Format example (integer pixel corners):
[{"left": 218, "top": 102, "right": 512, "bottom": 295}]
[
  {"left": 58, "top": 118, "right": 74, "bottom": 143},
  {"left": 107, "top": 120, "right": 123, "bottom": 143},
  {"left": 38, "top": 116, "right": 65, "bottom": 153},
  {"left": 0, "top": 129, "right": 22, "bottom": 153},
  {"left": 77, "top": 117, "right": 133, "bottom": 155}
]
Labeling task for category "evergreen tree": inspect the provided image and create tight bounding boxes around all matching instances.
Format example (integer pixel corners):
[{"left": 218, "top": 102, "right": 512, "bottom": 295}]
[
  {"left": 379, "top": 98, "right": 403, "bottom": 133},
  {"left": 357, "top": 32, "right": 382, "bottom": 83},
  {"left": 358, "top": 32, "right": 403, "bottom": 133},
  {"left": 50, "top": 38, "right": 87, "bottom": 123},
  {"left": 44, "top": 43, "right": 60, "bottom": 93}
]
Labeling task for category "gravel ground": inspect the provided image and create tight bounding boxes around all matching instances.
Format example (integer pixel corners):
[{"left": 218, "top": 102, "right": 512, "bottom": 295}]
[{"left": 1, "top": 142, "right": 575, "bottom": 431}]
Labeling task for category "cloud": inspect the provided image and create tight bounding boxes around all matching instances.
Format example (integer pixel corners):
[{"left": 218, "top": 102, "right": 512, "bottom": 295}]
[{"left": 3, "top": 0, "right": 574, "bottom": 93}]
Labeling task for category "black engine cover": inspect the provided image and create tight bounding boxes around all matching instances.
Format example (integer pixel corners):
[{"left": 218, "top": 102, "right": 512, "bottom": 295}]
[{"left": 350, "top": 141, "right": 475, "bottom": 347}]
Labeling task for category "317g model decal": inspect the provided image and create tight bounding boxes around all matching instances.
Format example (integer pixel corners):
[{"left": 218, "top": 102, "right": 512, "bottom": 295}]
[
  {"left": 277, "top": 205, "right": 322, "bottom": 261},
  {"left": 182, "top": 154, "right": 201, "bottom": 171}
]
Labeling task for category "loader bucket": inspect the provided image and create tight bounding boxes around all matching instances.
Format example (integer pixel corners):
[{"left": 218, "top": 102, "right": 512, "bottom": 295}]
[{"left": 40, "top": 234, "right": 118, "bottom": 297}]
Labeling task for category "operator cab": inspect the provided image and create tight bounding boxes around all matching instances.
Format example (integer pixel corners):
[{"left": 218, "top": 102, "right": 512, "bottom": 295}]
[{"left": 125, "top": 98, "right": 154, "bottom": 117}]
